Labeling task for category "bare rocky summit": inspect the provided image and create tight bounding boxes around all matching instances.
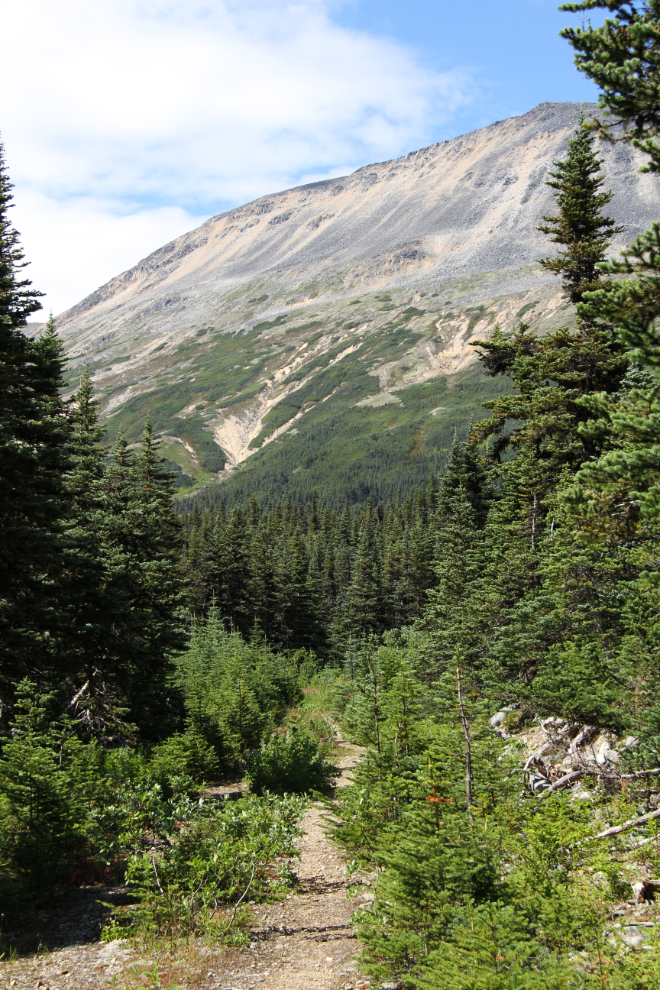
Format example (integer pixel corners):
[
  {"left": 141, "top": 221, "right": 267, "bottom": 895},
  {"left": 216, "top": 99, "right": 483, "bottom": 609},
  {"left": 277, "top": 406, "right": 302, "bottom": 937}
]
[
  {"left": 49, "top": 103, "right": 660, "bottom": 492},
  {"left": 59, "top": 102, "right": 656, "bottom": 336}
]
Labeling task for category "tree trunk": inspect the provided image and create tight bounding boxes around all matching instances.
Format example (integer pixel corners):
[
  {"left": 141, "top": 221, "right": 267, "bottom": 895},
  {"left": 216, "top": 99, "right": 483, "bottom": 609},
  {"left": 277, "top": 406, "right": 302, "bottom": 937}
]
[{"left": 456, "top": 662, "right": 473, "bottom": 825}]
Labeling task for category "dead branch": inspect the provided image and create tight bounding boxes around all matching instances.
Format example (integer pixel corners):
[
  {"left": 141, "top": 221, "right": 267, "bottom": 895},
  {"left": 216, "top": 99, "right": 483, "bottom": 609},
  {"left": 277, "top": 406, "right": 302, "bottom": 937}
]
[
  {"left": 64, "top": 680, "right": 89, "bottom": 713},
  {"left": 151, "top": 855, "right": 167, "bottom": 898},
  {"left": 539, "top": 770, "right": 585, "bottom": 797},
  {"left": 621, "top": 768, "right": 660, "bottom": 781},
  {"left": 569, "top": 725, "right": 597, "bottom": 756},
  {"left": 595, "top": 807, "right": 660, "bottom": 841},
  {"left": 523, "top": 744, "right": 552, "bottom": 773},
  {"left": 228, "top": 858, "right": 258, "bottom": 929}
]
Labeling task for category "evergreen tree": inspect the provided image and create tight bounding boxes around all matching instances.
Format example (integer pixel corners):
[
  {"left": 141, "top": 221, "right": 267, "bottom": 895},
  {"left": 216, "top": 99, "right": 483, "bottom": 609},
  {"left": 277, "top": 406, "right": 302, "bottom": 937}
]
[
  {"left": 248, "top": 520, "right": 278, "bottom": 639},
  {"left": 273, "top": 526, "right": 321, "bottom": 650},
  {"left": 126, "top": 416, "right": 186, "bottom": 733},
  {"left": 0, "top": 143, "right": 71, "bottom": 700},
  {"left": 207, "top": 505, "right": 250, "bottom": 633},
  {"left": 537, "top": 116, "right": 621, "bottom": 308},
  {"left": 561, "top": 1, "right": 660, "bottom": 174},
  {"left": 436, "top": 434, "right": 491, "bottom": 529},
  {"left": 0, "top": 680, "right": 98, "bottom": 887},
  {"left": 59, "top": 369, "right": 114, "bottom": 725},
  {"left": 80, "top": 421, "right": 186, "bottom": 737},
  {"left": 472, "top": 316, "right": 628, "bottom": 531},
  {"left": 561, "top": 2, "right": 660, "bottom": 366},
  {"left": 182, "top": 521, "right": 208, "bottom": 614},
  {"left": 343, "top": 503, "right": 385, "bottom": 639}
]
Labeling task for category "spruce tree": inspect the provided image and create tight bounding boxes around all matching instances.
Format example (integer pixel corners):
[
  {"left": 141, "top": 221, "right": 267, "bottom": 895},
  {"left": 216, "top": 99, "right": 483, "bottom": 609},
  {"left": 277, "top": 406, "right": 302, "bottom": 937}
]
[
  {"left": 561, "top": 1, "right": 660, "bottom": 174},
  {"left": 436, "top": 434, "right": 491, "bottom": 528},
  {"left": 343, "top": 504, "right": 385, "bottom": 639},
  {"left": 207, "top": 505, "right": 250, "bottom": 634},
  {"left": 79, "top": 421, "right": 186, "bottom": 737},
  {"left": 59, "top": 369, "right": 113, "bottom": 725},
  {"left": 273, "top": 526, "right": 322, "bottom": 650},
  {"left": 182, "top": 521, "right": 207, "bottom": 614},
  {"left": 537, "top": 116, "right": 621, "bottom": 308},
  {"left": 560, "top": 2, "right": 660, "bottom": 365},
  {"left": 247, "top": 522, "right": 276, "bottom": 639},
  {"left": 0, "top": 144, "right": 71, "bottom": 699},
  {"left": 126, "top": 416, "right": 186, "bottom": 734}
]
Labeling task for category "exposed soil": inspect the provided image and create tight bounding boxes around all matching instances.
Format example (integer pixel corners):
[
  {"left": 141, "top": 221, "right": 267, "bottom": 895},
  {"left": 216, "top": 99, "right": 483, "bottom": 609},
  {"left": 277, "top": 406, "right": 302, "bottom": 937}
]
[{"left": 1, "top": 739, "right": 374, "bottom": 990}]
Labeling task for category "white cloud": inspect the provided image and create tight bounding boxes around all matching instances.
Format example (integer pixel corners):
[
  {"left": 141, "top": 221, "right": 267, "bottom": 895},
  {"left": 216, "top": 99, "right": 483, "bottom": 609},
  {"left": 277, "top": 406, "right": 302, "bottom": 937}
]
[
  {"left": 13, "top": 193, "right": 208, "bottom": 321},
  {"left": 1, "top": 0, "right": 475, "bottom": 314}
]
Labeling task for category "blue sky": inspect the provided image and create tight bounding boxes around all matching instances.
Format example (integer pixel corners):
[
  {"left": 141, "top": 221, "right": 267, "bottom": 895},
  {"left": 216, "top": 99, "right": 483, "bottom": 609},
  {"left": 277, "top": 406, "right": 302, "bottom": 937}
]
[
  {"left": 0, "top": 1, "right": 599, "bottom": 315},
  {"left": 334, "top": 0, "right": 599, "bottom": 128}
]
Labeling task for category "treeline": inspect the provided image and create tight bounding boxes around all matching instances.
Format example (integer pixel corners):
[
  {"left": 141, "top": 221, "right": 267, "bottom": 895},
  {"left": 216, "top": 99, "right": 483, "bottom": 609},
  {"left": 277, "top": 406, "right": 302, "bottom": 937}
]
[
  {"left": 180, "top": 478, "right": 443, "bottom": 655},
  {"left": 183, "top": 362, "right": 499, "bottom": 511}
]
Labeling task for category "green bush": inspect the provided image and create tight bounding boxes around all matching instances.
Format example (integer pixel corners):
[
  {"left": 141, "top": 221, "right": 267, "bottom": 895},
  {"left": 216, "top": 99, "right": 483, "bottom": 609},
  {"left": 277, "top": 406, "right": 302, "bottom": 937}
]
[
  {"left": 149, "top": 727, "right": 220, "bottom": 789},
  {"left": 175, "top": 611, "right": 302, "bottom": 763},
  {"left": 0, "top": 682, "right": 101, "bottom": 891},
  {"left": 244, "top": 729, "right": 337, "bottom": 795},
  {"left": 106, "top": 792, "right": 306, "bottom": 939}
]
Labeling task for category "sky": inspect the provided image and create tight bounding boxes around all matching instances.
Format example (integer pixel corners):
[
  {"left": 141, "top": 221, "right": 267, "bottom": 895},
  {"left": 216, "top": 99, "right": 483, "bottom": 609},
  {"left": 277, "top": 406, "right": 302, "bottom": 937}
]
[{"left": 0, "top": 0, "right": 600, "bottom": 316}]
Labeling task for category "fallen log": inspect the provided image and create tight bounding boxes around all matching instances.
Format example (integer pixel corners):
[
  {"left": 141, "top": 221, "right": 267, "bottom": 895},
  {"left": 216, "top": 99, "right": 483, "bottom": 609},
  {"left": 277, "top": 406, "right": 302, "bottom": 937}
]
[
  {"left": 538, "top": 769, "right": 585, "bottom": 797},
  {"left": 595, "top": 807, "right": 660, "bottom": 841}
]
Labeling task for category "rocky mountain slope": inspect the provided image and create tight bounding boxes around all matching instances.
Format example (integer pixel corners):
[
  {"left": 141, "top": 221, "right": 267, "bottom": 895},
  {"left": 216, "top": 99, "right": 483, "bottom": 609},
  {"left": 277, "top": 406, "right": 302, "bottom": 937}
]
[{"left": 52, "top": 102, "right": 660, "bottom": 503}]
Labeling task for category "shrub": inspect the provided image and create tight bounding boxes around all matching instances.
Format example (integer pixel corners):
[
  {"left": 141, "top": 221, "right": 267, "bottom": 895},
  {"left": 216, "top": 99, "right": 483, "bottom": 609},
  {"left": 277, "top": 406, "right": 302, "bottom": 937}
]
[
  {"left": 244, "top": 729, "right": 337, "bottom": 795},
  {"left": 105, "top": 792, "right": 307, "bottom": 939},
  {"left": 149, "top": 727, "right": 219, "bottom": 789},
  {"left": 0, "top": 682, "right": 101, "bottom": 891},
  {"left": 175, "top": 611, "right": 302, "bottom": 764}
]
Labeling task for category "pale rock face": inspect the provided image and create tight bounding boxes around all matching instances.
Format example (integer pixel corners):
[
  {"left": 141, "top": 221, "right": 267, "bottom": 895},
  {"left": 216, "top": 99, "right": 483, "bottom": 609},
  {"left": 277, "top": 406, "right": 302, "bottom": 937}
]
[
  {"left": 49, "top": 102, "right": 660, "bottom": 478},
  {"left": 591, "top": 733, "right": 619, "bottom": 766},
  {"left": 56, "top": 102, "right": 658, "bottom": 340}
]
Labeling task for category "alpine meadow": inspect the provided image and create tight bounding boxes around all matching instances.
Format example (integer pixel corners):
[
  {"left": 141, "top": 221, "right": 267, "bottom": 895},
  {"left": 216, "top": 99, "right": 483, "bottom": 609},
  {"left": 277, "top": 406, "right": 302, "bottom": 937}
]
[{"left": 8, "top": 3, "right": 660, "bottom": 989}]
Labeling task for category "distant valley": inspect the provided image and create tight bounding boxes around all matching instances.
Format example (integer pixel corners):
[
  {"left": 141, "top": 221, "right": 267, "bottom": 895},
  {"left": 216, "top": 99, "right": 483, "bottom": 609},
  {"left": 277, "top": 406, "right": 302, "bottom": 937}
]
[{"left": 50, "top": 102, "right": 660, "bottom": 504}]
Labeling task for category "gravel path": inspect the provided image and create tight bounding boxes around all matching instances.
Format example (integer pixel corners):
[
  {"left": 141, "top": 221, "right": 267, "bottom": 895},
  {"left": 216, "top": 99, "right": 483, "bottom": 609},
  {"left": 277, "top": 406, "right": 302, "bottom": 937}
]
[{"left": 1, "top": 739, "right": 373, "bottom": 990}]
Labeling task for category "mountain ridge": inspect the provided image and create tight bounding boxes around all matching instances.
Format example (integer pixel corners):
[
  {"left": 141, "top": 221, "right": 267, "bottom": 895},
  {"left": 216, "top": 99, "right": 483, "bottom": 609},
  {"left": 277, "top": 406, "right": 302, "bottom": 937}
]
[
  {"left": 50, "top": 102, "right": 660, "bottom": 504},
  {"left": 59, "top": 101, "right": 655, "bottom": 328}
]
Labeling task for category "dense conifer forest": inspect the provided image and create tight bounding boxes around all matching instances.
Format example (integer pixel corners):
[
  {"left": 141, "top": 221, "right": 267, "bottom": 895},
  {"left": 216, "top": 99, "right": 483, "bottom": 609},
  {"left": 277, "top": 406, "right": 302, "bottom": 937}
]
[{"left": 7, "top": 2, "right": 660, "bottom": 986}]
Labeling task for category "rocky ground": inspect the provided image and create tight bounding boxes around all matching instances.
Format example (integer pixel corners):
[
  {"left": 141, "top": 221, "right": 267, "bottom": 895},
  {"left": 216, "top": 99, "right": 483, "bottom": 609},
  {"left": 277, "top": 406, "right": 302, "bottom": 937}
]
[{"left": 1, "top": 740, "right": 376, "bottom": 990}]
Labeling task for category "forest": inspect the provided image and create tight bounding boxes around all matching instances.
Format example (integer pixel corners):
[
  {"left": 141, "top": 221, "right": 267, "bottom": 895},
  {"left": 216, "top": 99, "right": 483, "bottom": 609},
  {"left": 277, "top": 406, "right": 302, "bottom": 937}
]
[{"left": 6, "top": 2, "right": 660, "bottom": 987}]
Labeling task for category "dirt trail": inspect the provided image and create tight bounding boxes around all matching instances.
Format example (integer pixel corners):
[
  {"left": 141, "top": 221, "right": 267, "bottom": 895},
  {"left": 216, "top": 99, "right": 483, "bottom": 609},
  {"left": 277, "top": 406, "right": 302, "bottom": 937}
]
[
  {"left": 210, "top": 737, "right": 372, "bottom": 990},
  {"left": 1, "top": 738, "right": 373, "bottom": 990}
]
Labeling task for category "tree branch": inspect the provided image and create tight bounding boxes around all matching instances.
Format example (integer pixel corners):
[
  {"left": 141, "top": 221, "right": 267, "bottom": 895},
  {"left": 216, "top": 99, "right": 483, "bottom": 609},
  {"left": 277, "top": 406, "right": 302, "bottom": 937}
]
[
  {"left": 595, "top": 807, "right": 660, "bottom": 841},
  {"left": 539, "top": 769, "right": 585, "bottom": 797}
]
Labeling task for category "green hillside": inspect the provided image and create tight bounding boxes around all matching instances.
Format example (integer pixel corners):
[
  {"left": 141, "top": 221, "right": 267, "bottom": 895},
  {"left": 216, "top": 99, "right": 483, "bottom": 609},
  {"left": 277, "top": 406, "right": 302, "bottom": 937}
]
[
  {"left": 63, "top": 271, "right": 564, "bottom": 508},
  {"left": 189, "top": 364, "right": 508, "bottom": 508}
]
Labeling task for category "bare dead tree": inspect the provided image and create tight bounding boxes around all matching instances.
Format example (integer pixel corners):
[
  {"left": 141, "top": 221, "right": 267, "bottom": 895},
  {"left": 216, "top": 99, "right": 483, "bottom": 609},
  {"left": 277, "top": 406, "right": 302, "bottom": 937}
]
[{"left": 456, "top": 660, "right": 474, "bottom": 826}]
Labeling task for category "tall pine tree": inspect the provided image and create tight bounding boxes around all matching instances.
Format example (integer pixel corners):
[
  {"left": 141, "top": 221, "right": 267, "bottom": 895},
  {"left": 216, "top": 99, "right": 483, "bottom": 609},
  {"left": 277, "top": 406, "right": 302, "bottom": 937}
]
[
  {"left": 537, "top": 115, "right": 621, "bottom": 308},
  {"left": 0, "top": 144, "right": 70, "bottom": 702}
]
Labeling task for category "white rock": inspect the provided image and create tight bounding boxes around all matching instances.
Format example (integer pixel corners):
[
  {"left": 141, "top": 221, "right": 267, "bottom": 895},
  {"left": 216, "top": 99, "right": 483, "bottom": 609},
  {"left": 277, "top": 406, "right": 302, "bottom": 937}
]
[{"left": 592, "top": 734, "right": 619, "bottom": 765}]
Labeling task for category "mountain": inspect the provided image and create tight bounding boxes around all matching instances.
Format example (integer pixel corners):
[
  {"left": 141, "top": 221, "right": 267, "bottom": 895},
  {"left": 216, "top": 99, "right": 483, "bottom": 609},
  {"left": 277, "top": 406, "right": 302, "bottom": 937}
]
[{"left": 53, "top": 102, "right": 660, "bottom": 505}]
